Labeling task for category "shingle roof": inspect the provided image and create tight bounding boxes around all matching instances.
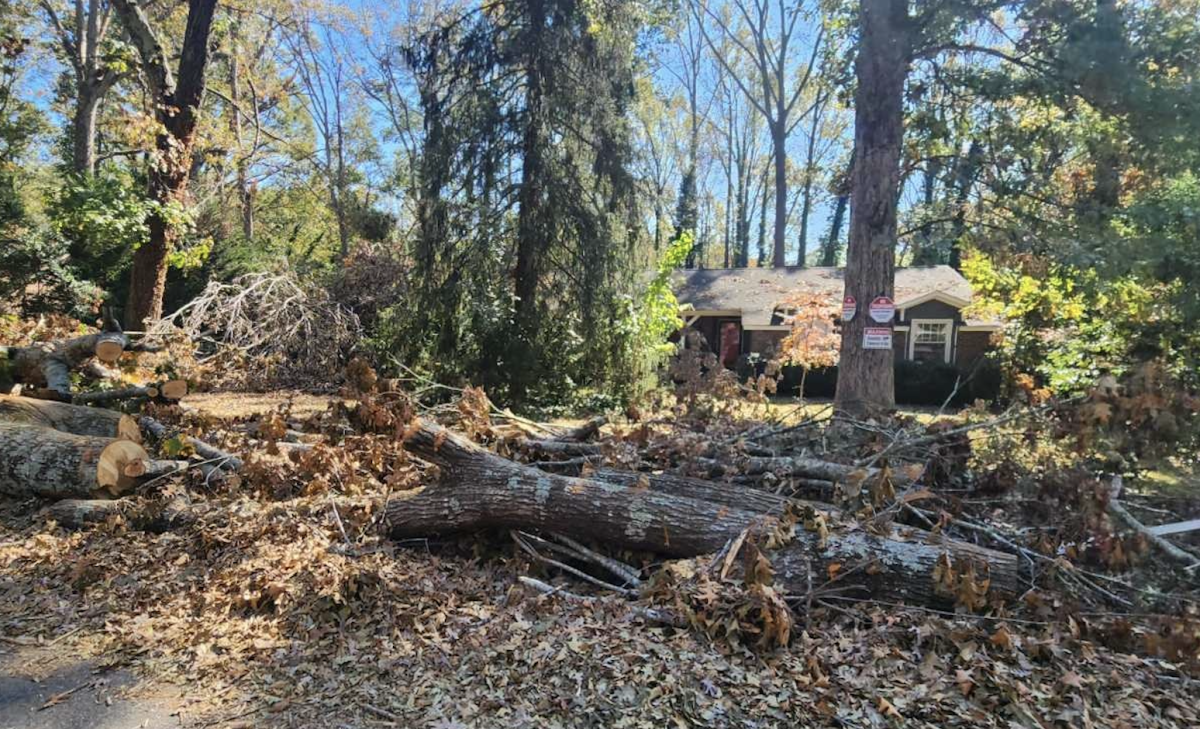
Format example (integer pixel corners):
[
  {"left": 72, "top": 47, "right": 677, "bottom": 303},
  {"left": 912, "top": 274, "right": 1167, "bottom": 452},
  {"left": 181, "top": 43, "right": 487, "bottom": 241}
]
[{"left": 672, "top": 265, "right": 976, "bottom": 326}]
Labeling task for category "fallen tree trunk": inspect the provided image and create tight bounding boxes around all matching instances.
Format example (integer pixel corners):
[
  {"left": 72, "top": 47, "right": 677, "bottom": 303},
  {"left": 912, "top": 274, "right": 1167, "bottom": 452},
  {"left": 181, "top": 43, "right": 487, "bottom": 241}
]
[
  {"left": 0, "top": 423, "right": 149, "bottom": 499},
  {"left": 0, "top": 395, "right": 141, "bottom": 442},
  {"left": 386, "top": 420, "right": 1019, "bottom": 607}
]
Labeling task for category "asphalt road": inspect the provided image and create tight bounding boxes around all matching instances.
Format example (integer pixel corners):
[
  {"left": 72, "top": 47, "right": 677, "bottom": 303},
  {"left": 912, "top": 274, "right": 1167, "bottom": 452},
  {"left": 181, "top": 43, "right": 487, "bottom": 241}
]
[{"left": 0, "top": 650, "right": 183, "bottom": 729}]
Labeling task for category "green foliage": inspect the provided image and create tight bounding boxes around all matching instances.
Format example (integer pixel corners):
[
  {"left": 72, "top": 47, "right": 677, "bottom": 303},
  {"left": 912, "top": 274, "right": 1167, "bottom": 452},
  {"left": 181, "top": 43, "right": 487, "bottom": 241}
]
[
  {"left": 612, "top": 231, "right": 691, "bottom": 400},
  {"left": 963, "top": 252, "right": 1199, "bottom": 394},
  {"left": 48, "top": 170, "right": 152, "bottom": 290}
]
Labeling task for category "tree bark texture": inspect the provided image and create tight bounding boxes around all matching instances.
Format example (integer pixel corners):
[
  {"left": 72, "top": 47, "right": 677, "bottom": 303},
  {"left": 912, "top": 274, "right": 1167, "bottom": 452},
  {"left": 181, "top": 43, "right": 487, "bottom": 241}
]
[
  {"left": 771, "top": 123, "right": 787, "bottom": 267},
  {"left": 0, "top": 423, "right": 148, "bottom": 499},
  {"left": 835, "top": 0, "right": 910, "bottom": 415},
  {"left": 0, "top": 395, "right": 140, "bottom": 441},
  {"left": 6, "top": 333, "right": 128, "bottom": 399},
  {"left": 386, "top": 421, "right": 1019, "bottom": 606},
  {"left": 114, "top": 0, "right": 219, "bottom": 328}
]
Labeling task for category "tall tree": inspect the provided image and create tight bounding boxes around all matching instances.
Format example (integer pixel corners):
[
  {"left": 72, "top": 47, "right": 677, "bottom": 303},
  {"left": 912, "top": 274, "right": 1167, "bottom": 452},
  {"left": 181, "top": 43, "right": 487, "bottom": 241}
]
[
  {"left": 38, "top": 0, "right": 123, "bottom": 175},
  {"left": 284, "top": 12, "right": 361, "bottom": 261},
  {"left": 693, "top": 0, "right": 823, "bottom": 267},
  {"left": 834, "top": 0, "right": 909, "bottom": 414},
  {"left": 112, "top": 0, "right": 218, "bottom": 327}
]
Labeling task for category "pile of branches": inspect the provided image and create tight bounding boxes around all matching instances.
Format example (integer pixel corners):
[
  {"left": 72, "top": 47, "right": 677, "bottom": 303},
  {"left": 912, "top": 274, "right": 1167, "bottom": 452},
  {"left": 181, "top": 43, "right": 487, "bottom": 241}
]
[
  {"left": 147, "top": 271, "right": 362, "bottom": 389},
  {"left": 3, "top": 354, "right": 1197, "bottom": 659}
]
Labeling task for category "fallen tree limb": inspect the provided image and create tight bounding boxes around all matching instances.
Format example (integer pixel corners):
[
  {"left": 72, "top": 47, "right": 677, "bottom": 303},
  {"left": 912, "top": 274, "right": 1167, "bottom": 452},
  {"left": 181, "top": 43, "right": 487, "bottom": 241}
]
[
  {"left": 0, "top": 423, "right": 149, "bottom": 499},
  {"left": 1108, "top": 478, "right": 1200, "bottom": 570},
  {"left": 72, "top": 380, "right": 187, "bottom": 405},
  {"left": 695, "top": 455, "right": 912, "bottom": 487},
  {"left": 0, "top": 395, "right": 141, "bottom": 442},
  {"left": 138, "top": 416, "right": 243, "bottom": 471},
  {"left": 386, "top": 420, "right": 1019, "bottom": 607},
  {"left": 516, "top": 438, "right": 604, "bottom": 458},
  {"left": 548, "top": 416, "right": 607, "bottom": 442}
]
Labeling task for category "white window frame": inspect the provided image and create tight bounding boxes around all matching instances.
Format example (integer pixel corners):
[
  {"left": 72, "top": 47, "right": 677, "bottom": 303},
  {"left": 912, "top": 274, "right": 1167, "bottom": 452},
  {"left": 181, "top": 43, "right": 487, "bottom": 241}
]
[{"left": 907, "top": 319, "right": 954, "bottom": 363}]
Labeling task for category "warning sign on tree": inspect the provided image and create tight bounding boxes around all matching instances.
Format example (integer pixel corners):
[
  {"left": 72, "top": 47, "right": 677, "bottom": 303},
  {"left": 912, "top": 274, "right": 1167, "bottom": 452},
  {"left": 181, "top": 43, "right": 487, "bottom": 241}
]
[
  {"left": 842, "top": 296, "right": 857, "bottom": 322},
  {"left": 863, "top": 327, "right": 892, "bottom": 350},
  {"left": 868, "top": 296, "right": 895, "bottom": 323}
]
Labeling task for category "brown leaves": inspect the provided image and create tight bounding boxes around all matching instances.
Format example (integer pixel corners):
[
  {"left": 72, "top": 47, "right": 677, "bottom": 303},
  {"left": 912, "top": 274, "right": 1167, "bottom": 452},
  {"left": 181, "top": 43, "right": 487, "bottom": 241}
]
[{"left": 933, "top": 554, "right": 992, "bottom": 612}]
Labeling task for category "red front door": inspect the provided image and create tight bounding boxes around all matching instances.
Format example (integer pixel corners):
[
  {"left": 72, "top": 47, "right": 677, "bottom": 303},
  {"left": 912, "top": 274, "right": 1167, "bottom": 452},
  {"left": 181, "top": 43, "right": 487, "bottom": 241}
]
[{"left": 719, "top": 321, "right": 741, "bottom": 369}]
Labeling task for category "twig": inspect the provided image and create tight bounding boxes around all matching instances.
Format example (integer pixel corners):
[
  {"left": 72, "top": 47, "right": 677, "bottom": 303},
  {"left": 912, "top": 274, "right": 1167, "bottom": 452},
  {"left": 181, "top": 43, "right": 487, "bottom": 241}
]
[
  {"left": 511, "top": 532, "right": 636, "bottom": 595},
  {"left": 546, "top": 532, "right": 642, "bottom": 587}
]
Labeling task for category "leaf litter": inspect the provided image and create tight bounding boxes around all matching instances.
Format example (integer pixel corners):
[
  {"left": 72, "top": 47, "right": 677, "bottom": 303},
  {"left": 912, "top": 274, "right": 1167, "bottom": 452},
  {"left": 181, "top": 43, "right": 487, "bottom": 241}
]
[{"left": 0, "top": 375, "right": 1198, "bottom": 726}]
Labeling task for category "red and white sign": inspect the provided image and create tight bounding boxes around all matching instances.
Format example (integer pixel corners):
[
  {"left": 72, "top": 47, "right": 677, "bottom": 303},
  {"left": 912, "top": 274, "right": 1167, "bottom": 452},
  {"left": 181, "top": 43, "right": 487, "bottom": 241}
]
[
  {"left": 863, "top": 327, "right": 893, "bottom": 350},
  {"left": 841, "top": 296, "right": 857, "bottom": 322},
  {"left": 868, "top": 296, "right": 895, "bottom": 323}
]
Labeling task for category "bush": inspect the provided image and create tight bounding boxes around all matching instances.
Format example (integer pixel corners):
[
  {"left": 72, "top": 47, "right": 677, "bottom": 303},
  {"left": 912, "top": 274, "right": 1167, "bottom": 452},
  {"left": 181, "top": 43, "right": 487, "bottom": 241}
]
[{"left": 771, "top": 359, "right": 1001, "bottom": 407}]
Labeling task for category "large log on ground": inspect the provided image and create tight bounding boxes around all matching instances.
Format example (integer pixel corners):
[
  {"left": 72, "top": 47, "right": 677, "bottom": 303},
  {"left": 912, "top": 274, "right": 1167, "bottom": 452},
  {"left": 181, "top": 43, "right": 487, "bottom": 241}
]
[
  {"left": 7, "top": 333, "right": 130, "bottom": 398},
  {"left": 0, "top": 423, "right": 149, "bottom": 499},
  {"left": 0, "top": 395, "right": 141, "bottom": 442},
  {"left": 386, "top": 421, "right": 1020, "bottom": 607}
]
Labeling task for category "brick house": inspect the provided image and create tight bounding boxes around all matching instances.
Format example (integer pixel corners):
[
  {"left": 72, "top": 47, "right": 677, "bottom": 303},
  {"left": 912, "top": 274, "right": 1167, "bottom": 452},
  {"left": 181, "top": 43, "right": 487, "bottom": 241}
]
[{"left": 673, "top": 265, "right": 1000, "bottom": 370}]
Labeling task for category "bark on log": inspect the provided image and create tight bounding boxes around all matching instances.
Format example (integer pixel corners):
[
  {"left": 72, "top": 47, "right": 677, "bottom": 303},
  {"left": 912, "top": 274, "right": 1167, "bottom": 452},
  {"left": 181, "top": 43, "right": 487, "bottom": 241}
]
[
  {"left": 697, "top": 455, "right": 912, "bottom": 487},
  {"left": 72, "top": 381, "right": 186, "bottom": 405},
  {"left": 7, "top": 333, "right": 130, "bottom": 398},
  {"left": 386, "top": 420, "right": 1019, "bottom": 606},
  {"left": 0, "top": 423, "right": 149, "bottom": 499},
  {"left": 0, "top": 395, "right": 141, "bottom": 442},
  {"left": 47, "top": 497, "right": 193, "bottom": 532},
  {"left": 517, "top": 438, "right": 603, "bottom": 458}
]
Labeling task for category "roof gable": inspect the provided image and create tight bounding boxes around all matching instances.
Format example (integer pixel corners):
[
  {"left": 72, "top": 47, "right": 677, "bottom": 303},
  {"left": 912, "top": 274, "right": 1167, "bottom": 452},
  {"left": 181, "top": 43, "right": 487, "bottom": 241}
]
[{"left": 672, "top": 265, "right": 974, "bottom": 325}]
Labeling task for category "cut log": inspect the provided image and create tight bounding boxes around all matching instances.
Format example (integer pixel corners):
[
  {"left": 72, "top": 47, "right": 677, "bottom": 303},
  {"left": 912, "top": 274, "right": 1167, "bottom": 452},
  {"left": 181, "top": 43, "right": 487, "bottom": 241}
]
[
  {"left": 159, "top": 379, "right": 189, "bottom": 400},
  {"left": 0, "top": 423, "right": 149, "bottom": 499},
  {"left": 0, "top": 395, "right": 141, "bottom": 442},
  {"left": 386, "top": 420, "right": 1019, "bottom": 607},
  {"left": 47, "top": 497, "right": 192, "bottom": 532},
  {"left": 72, "top": 381, "right": 184, "bottom": 405},
  {"left": 93, "top": 332, "right": 127, "bottom": 363},
  {"left": 8, "top": 332, "right": 130, "bottom": 398}
]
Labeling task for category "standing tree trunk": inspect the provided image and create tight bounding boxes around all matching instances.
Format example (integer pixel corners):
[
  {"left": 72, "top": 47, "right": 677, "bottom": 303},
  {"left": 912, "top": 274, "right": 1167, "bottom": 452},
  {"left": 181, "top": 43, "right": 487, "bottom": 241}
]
[
  {"left": 227, "top": 27, "right": 254, "bottom": 240},
  {"left": 510, "top": 0, "right": 549, "bottom": 400},
  {"left": 72, "top": 86, "right": 102, "bottom": 175},
  {"left": 835, "top": 0, "right": 910, "bottom": 415},
  {"left": 114, "top": 0, "right": 219, "bottom": 329},
  {"left": 770, "top": 123, "right": 787, "bottom": 267}
]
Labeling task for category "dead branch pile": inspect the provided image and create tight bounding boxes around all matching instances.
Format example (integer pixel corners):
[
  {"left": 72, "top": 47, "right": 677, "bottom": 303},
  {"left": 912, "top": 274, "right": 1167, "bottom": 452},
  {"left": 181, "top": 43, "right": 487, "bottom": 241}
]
[{"left": 147, "top": 271, "right": 362, "bottom": 389}]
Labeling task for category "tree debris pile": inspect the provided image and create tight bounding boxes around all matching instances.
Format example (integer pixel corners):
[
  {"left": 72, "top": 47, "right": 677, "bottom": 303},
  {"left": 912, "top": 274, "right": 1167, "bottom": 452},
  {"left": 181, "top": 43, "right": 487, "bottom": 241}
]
[
  {"left": 0, "top": 359, "right": 1197, "bottom": 725},
  {"left": 147, "top": 271, "right": 362, "bottom": 391}
]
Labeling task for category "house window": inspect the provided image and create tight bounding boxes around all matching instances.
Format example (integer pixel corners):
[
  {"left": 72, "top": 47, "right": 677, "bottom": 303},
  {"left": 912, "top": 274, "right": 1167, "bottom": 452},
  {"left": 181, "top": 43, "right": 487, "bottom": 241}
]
[{"left": 910, "top": 320, "right": 952, "bottom": 363}]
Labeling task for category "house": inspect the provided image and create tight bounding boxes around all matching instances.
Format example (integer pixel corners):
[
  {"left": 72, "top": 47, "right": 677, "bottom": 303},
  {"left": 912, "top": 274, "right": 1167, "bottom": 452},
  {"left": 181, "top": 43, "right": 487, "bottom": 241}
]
[{"left": 673, "top": 265, "right": 1001, "bottom": 370}]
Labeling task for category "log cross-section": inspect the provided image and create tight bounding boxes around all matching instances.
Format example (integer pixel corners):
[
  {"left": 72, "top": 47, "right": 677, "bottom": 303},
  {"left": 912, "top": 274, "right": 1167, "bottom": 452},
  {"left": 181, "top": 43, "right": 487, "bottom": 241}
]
[
  {"left": 386, "top": 420, "right": 1019, "bottom": 607},
  {"left": 0, "top": 423, "right": 149, "bottom": 499}
]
